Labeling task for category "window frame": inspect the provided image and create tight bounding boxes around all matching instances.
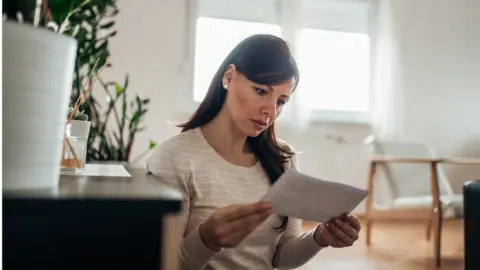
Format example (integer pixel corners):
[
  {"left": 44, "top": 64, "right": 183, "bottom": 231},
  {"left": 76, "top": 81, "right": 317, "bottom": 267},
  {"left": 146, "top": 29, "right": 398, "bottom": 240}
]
[{"left": 183, "top": 0, "right": 373, "bottom": 125}]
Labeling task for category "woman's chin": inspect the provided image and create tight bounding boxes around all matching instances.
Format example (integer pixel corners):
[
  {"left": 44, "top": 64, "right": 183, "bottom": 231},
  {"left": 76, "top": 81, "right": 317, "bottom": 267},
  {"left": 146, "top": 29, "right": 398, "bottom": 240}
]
[
  {"left": 249, "top": 131, "right": 262, "bottom": 137},
  {"left": 244, "top": 127, "right": 265, "bottom": 137},
  {"left": 238, "top": 122, "right": 266, "bottom": 137}
]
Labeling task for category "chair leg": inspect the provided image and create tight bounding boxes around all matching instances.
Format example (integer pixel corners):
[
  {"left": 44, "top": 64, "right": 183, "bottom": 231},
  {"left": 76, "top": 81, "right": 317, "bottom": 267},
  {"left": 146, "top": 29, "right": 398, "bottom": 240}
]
[
  {"left": 366, "top": 219, "right": 373, "bottom": 245},
  {"left": 365, "top": 161, "right": 376, "bottom": 246},
  {"left": 426, "top": 212, "right": 433, "bottom": 241},
  {"left": 434, "top": 205, "right": 443, "bottom": 268},
  {"left": 429, "top": 162, "right": 443, "bottom": 268}
]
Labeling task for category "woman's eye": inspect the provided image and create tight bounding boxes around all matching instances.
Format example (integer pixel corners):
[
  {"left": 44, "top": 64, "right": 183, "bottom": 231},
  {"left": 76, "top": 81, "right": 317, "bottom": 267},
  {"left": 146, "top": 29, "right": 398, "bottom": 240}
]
[
  {"left": 277, "top": 100, "right": 286, "bottom": 106},
  {"left": 255, "top": 88, "right": 267, "bottom": 95}
]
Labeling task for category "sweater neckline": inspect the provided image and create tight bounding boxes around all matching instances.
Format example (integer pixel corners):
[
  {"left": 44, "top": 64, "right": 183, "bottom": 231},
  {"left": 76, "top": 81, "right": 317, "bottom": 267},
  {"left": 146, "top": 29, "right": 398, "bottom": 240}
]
[{"left": 194, "top": 127, "right": 261, "bottom": 172}]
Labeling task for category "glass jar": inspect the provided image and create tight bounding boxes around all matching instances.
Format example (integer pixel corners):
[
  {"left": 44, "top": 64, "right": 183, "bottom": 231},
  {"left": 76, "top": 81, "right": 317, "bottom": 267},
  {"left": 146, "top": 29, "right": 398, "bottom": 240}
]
[{"left": 61, "top": 120, "right": 91, "bottom": 174}]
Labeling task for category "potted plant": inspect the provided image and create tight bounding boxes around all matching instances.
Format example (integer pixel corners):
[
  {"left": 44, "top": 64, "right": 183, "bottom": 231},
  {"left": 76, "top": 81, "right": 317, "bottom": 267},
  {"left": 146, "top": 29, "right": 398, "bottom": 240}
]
[
  {"left": 86, "top": 76, "right": 156, "bottom": 166},
  {"left": 2, "top": 0, "right": 83, "bottom": 190},
  {"left": 44, "top": 0, "right": 157, "bottom": 166}
]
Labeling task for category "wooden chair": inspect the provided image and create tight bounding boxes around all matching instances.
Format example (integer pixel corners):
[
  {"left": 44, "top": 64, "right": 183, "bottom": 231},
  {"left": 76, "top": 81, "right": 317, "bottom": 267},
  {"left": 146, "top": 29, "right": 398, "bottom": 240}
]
[
  {"left": 362, "top": 135, "right": 462, "bottom": 268},
  {"left": 363, "top": 135, "right": 462, "bottom": 219}
]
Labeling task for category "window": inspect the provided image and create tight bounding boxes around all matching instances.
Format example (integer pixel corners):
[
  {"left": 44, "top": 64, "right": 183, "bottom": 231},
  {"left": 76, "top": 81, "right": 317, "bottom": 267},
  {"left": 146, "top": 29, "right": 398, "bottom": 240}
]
[
  {"left": 296, "top": 28, "right": 370, "bottom": 112},
  {"left": 193, "top": 18, "right": 281, "bottom": 102},
  {"left": 189, "top": 0, "right": 371, "bottom": 123}
]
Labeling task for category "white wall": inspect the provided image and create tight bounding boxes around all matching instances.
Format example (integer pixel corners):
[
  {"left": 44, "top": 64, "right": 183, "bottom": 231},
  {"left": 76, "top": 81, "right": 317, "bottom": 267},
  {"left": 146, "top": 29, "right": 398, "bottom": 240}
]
[
  {"left": 101, "top": 0, "right": 480, "bottom": 214},
  {"left": 392, "top": 0, "right": 480, "bottom": 192},
  {"left": 99, "top": 0, "right": 189, "bottom": 157}
]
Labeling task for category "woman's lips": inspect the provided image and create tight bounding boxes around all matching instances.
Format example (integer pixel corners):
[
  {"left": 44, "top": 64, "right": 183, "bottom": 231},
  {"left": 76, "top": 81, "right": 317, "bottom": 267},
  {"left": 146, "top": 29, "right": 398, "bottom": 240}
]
[{"left": 251, "top": 119, "right": 267, "bottom": 130}]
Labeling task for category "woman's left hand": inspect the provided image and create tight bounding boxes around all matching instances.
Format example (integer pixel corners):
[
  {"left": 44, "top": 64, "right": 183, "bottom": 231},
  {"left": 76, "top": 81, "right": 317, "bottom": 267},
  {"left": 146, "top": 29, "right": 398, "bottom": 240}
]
[{"left": 313, "top": 213, "right": 361, "bottom": 248}]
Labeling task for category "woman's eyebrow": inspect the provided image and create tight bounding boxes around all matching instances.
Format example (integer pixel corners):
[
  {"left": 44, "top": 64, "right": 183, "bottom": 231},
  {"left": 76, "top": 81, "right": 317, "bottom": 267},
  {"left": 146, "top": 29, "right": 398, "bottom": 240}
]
[
  {"left": 256, "top": 85, "right": 290, "bottom": 97},
  {"left": 267, "top": 87, "right": 291, "bottom": 98},
  {"left": 253, "top": 84, "right": 271, "bottom": 91}
]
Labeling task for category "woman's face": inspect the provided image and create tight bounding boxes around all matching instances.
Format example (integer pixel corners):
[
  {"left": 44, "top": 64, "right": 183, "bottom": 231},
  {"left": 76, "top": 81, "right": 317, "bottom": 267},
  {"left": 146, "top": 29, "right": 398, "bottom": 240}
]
[{"left": 223, "top": 65, "right": 294, "bottom": 137}]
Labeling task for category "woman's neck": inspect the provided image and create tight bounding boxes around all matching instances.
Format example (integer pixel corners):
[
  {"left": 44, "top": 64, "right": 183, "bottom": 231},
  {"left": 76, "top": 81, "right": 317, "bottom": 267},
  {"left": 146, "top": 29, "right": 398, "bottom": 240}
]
[{"left": 201, "top": 106, "right": 253, "bottom": 165}]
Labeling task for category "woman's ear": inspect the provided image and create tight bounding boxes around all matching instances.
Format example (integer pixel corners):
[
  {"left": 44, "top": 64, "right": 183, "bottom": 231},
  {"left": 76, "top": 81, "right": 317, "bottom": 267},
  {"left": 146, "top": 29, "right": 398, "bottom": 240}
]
[{"left": 222, "top": 64, "right": 237, "bottom": 89}]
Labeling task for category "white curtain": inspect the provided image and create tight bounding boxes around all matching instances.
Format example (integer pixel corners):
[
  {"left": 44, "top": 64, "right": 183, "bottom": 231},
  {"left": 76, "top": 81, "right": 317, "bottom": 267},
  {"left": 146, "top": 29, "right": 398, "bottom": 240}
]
[
  {"left": 370, "top": 0, "right": 406, "bottom": 140},
  {"left": 275, "top": 0, "right": 312, "bottom": 131}
]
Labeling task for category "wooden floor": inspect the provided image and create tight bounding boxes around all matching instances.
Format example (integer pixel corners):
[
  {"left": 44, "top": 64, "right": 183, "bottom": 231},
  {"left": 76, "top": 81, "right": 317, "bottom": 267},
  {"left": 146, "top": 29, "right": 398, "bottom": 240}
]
[{"left": 299, "top": 219, "right": 464, "bottom": 270}]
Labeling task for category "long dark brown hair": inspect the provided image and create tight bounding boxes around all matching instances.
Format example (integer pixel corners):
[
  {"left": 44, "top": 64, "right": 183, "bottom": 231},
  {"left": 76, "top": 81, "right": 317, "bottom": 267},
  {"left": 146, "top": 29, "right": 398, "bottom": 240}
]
[{"left": 178, "top": 34, "right": 300, "bottom": 231}]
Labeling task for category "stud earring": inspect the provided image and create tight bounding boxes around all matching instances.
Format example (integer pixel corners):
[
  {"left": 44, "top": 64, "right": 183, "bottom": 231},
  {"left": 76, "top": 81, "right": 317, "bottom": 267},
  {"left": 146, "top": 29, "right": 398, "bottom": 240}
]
[{"left": 224, "top": 84, "right": 228, "bottom": 89}]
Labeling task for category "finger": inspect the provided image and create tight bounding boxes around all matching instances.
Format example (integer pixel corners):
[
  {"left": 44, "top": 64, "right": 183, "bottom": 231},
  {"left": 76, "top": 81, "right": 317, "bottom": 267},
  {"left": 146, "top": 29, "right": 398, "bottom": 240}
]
[
  {"left": 323, "top": 224, "right": 343, "bottom": 247},
  {"left": 346, "top": 214, "right": 361, "bottom": 231},
  {"left": 222, "top": 202, "right": 272, "bottom": 222},
  {"left": 330, "top": 221, "right": 355, "bottom": 246},
  {"left": 320, "top": 225, "right": 337, "bottom": 247},
  {"left": 219, "top": 207, "right": 273, "bottom": 235},
  {"left": 334, "top": 219, "right": 359, "bottom": 240},
  {"left": 231, "top": 207, "right": 273, "bottom": 230}
]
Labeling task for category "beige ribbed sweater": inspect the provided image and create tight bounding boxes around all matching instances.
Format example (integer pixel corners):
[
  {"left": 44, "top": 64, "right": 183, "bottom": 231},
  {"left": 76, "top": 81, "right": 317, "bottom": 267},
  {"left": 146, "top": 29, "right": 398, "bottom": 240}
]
[{"left": 146, "top": 128, "right": 324, "bottom": 270}]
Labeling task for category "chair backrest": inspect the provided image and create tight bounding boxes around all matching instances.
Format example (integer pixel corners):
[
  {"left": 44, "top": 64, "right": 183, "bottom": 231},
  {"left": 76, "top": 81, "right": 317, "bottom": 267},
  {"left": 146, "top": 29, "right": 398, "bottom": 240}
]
[{"left": 364, "top": 135, "right": 453, "bottom": 199}]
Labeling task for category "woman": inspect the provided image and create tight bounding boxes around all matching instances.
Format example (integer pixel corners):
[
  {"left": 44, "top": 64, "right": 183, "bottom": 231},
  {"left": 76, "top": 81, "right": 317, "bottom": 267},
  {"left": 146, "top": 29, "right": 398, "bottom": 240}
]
[{"left": 146, "top": 34, "right": 361, "bottom": 269}]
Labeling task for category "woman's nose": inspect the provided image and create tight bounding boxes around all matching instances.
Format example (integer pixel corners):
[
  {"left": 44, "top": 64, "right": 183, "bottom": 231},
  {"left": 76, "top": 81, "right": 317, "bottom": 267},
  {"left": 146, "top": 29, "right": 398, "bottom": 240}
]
[{"left": 261, "top": 100, "right": 277, "bottom": 118}]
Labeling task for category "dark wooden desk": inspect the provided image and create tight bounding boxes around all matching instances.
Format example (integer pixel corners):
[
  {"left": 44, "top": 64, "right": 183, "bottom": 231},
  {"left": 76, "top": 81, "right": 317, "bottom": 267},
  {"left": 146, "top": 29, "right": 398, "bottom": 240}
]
[{"left": 3, "top": 167, "right": 183, "bottom": 270}]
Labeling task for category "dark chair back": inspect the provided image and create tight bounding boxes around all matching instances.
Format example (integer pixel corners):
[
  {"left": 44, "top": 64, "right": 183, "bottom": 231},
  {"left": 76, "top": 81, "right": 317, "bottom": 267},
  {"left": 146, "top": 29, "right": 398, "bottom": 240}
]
[{"left": 464, "top": 180, "right": 480, "bottom": 270}]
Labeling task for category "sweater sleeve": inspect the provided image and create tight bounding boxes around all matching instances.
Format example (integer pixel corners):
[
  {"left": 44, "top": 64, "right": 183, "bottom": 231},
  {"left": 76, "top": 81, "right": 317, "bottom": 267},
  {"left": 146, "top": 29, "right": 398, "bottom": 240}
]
[
  {"left": 271, "top": 142, "right": 326, "bottom": 269},
  {"left": 145, "top": 138, "right": 221, "bottom": 270},
  {"left": 272, "top": 218, "right": 324, "bottom": 269}
]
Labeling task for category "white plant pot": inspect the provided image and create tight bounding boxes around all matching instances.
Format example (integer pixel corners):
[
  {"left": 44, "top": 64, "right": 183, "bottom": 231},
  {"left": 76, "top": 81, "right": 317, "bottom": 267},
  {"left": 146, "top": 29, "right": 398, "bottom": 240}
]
[{"left": 3, "top": 22, "right": 77, "bottom": 190}]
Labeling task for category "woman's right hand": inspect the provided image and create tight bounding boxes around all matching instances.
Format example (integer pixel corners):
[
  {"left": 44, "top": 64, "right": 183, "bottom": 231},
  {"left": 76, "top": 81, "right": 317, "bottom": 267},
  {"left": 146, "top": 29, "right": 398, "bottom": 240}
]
[{"left": 199, "top": 201, "right": 274, "bottom": 251}]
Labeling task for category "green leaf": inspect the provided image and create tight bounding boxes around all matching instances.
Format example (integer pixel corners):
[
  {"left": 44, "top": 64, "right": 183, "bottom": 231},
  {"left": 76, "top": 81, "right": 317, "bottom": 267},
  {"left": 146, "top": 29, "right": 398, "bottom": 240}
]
[
  {"left": 96, "top": 40, "right": 109, "bottom": 51},
  {"left": 129, "top": 111, "right": 141, "bottom": 131},
  {"left": 76, "top": 27, "right": 88, "bottom": 42},
  {"left": 115, "top": 83, "right": 123, "bottom": 95},
  {"left": 149, "top": 141, "right": 158, "bottom": 149},
  {"left": 100, "top": 21, "right": 115, "bottom": 29},
  {"left": 71, "top": 13, "right": 90, "bottom": 24},
  {"left": 107, "top": 30, "right": 118, "bottom": 38}
]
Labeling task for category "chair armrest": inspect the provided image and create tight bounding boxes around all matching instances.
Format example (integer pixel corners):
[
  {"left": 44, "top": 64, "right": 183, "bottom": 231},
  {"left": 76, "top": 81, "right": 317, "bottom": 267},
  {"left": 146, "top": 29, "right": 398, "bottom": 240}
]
[
  {"left": 440, "top": 157, "right": 480, "bottom": 165},
  {"left": 369, "top": 155, "right": 439, "bottom": 164},
  {"left": 369, "top": 155, "right": 480, "bottom": 165}
]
